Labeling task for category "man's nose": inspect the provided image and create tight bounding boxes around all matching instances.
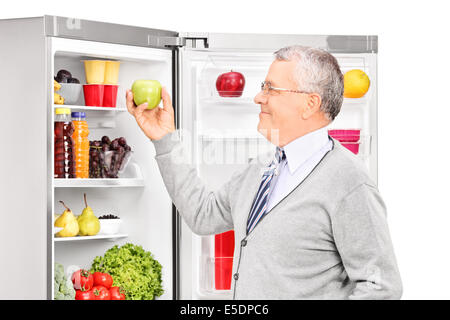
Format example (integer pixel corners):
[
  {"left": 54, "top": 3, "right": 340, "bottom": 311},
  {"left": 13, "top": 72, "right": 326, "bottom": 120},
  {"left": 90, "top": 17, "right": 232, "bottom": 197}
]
[{"left": 254, "top": 91, "right": 267, "bottom": 105}]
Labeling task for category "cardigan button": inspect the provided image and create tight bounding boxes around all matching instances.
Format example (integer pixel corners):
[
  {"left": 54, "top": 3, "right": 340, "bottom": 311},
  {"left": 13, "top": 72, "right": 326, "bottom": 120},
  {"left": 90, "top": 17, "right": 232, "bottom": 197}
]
[
  {"left": 241, "top": 239, "right": 247, "bottom": 247},
  {"left": 233, "top": 273, "right": 239, "bottom": 281}
]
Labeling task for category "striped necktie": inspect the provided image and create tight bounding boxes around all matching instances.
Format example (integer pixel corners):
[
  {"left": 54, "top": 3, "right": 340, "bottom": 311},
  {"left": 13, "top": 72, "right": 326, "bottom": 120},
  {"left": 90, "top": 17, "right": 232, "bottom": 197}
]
[{"left": 246, "top": 147, "right": 286, "bottom": 234}]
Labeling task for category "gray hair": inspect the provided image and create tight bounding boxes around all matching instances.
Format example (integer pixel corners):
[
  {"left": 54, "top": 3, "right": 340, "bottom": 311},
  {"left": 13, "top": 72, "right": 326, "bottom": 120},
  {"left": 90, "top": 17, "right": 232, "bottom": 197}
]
[{"left": 274, "top": 45, "right": 344, "bottom": 121}]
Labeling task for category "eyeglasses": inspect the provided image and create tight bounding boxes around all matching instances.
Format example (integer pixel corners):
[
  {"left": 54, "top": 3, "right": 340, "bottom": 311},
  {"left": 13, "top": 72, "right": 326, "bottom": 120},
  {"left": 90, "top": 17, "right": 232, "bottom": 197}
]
[{"left": 260, "top": 81, "right": 310, "bottom": 96}]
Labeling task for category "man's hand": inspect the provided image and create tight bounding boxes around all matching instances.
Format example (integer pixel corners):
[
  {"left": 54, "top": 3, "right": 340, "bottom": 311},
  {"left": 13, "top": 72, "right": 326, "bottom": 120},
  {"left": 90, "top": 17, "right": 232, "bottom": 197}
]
[{"left": 126, "top": 87, "right": 175, "bottom": 141}]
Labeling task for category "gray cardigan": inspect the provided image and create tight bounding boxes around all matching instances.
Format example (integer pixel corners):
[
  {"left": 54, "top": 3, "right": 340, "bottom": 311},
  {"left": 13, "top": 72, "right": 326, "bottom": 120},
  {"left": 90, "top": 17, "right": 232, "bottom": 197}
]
[{"left": 152, "top": 131, "right": 403, "bottom": 300}]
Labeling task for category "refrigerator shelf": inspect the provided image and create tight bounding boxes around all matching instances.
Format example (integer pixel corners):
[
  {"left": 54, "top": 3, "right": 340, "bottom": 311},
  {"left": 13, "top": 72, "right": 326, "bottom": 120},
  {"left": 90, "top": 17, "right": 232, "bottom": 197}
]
[
  {"left": 53, "top": 178, "right": 145, "bottom": 188},
  {"left": 54, "top": 233, "right": 128, "bottom": 242},
  {"left": 200, "top": 96, "right": 256, "bottom": 106},
  {"left": 53, "top": 104, "right": 127, "bottom": 112},
  {"left": 54, "top": 163, "right": 145, "bottom": 187}
]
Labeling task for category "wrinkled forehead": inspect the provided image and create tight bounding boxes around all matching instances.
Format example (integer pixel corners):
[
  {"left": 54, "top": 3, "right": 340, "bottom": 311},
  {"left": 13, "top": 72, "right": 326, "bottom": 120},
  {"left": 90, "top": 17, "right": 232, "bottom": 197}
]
[{"left": 265, "top": 59, "right": 298, "bottom": 88}]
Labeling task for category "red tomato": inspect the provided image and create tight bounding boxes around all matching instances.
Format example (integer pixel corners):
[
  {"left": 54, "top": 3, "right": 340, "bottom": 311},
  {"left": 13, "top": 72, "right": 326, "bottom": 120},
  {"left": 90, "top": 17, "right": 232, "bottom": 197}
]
[
  {"left": 92, "top": 285, "right": 111, "bottom": 300},
  {"left": 75, "top": 289, "right": 95, "bottom": 300},
  {"left": 93, "top": 272, "right": 113, "bottom": 289},
  {"left": 72, "top": 269, "right": 94, "bottom": 291},
  {"left": 109, "top": 286, "right": 126, "bottom": 300}
]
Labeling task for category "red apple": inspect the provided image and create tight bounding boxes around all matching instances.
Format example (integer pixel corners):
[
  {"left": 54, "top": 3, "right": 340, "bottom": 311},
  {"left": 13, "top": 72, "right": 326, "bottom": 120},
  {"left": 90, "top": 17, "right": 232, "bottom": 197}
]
[{"left": 216, "top": 71, "right": 245, "bottom": 97}]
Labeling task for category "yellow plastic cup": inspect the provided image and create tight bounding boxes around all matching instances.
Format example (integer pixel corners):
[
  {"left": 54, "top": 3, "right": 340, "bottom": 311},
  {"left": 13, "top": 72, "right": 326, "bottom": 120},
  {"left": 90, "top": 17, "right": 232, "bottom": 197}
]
[
  {"left": 104, "top": 61, "right": 121, "bottom": 85},
  {"left": 83, "top": 60, "right": 106, "bottom": 84}
]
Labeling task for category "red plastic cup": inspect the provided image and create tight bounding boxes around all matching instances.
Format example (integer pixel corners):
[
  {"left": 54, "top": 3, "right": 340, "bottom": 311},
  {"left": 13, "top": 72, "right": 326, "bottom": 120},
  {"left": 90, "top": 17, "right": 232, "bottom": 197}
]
[
  {"left": 102, "top": 85, "right": 119, "bottom": 108},
  {"left": 83, "top": 84, "right": 104, "bottom": 106},
  {"left": 341, "top": 143, "right": 360, "bottom": 154},
  {"left": 214, "top": 230, "right": 235, "bottom": 290},
  {"left": 328, "top": 129, "right": 361, "bottom": 142},
  {"left": 215, "top": 257, "right": 234, "bottom": 290}
]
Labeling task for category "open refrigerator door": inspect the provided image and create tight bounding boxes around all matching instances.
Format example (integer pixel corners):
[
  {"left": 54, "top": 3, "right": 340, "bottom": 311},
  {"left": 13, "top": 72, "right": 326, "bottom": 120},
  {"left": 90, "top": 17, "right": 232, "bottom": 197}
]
[{"left": 177, "top": 33, "right": 377, "bottom": 299}]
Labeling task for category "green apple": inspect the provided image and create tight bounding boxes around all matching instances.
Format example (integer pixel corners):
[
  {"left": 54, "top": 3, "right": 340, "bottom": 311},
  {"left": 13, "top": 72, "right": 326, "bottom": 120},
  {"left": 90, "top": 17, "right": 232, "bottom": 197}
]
[{"left": 131, "top": 80, "right": 162, "bottom": 109}]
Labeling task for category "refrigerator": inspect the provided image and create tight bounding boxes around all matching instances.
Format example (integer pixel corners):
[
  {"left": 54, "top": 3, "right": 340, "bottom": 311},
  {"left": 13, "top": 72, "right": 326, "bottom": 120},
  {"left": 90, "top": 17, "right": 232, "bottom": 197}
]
[{"left": 0, "top": 15, "right": 378, "bottom": 300}]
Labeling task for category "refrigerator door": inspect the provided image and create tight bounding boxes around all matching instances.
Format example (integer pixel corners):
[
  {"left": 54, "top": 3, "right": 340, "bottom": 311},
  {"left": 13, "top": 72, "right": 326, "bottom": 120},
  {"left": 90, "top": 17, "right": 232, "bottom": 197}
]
[
  {"left": 177, "top": 33, "right": 378, "bottom": 299},
  {"left": 0, "top": 17, "right": 48, "bottom": 300}
]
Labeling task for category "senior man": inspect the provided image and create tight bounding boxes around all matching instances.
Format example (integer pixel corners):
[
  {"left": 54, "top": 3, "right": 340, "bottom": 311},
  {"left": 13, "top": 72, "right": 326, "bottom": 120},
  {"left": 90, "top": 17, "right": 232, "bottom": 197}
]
[{"left": 126, "top": 45, "right": 402, "bottom": 300}]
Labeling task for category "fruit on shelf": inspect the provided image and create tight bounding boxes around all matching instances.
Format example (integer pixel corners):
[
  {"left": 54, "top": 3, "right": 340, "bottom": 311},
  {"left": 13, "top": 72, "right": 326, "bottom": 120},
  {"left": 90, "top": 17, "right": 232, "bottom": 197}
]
[
  {"left": 72, "top": 269, "right": 94, "bottom": 291},
  {"left": 54, "top": 80, "right": 61, "bottom": 91},
  {"left": 99, "top": 214, "right": 120, "bottom": 219},
  {"left": 54, "top": 69, "right": 80, "bottom": 85},
  {"left": 67, "top": 77, "right": 80, "bottom": 84},
  {"left": 54, "top": 201, "right": 79, "bottom": 237},
  {"left": 89, "top": 136, "right": 132, "bottom": 178},
  {"left": 54, "top": 92, "right": 64, "bottom": 105},
  {"left": 343, "top": 69, "right": 370, "bottom": 98},
  {"left": 131, "top": 80, "right": 162, "bottom": 109},
  {"left": 77, "top": 193, "right": 100, "bottom": 236},
  {"left": 75, "top": 289, "right": 95, "bottom": 300},
  {"left": 109, "top": 286, "right": 126, "bottom": 300},
  {"left": 92, "top": 285, "right": 111, "bottom": 300},
  {"left": 101, "top": 136, "right": 111, "bottom": 145},
  {"left": 216, "top": 70, "right": 245, "bottom": 97},
  {"left": 55, "top": 69, "right": 72, "bottom": 83},
  {"left": 93, "top": 272, "right": 113, "bottom": 289}
]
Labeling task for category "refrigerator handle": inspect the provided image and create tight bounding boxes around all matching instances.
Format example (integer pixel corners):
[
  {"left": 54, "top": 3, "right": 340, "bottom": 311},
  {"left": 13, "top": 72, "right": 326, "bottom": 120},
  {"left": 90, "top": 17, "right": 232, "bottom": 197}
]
[{"left": 148, "top": 35, "right": 186, "bottom": 48}]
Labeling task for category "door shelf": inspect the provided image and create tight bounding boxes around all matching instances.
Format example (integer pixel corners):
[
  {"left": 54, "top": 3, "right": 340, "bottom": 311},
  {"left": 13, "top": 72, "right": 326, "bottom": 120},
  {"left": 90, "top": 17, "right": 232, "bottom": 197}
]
[
  {"left": 53, "top": 104, "right": 127, "bottom": 112},
  {"left": 198, "top": 256, "right": 233, "bottom": 297},
  {"left": 54, "top": 233, "right": 128, "bottom": 242}
]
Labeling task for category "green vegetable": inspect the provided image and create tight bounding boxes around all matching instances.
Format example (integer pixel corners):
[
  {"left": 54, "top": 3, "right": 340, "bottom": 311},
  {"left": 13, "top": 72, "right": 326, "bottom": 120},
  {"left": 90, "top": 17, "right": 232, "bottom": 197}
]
[
  {"left": 90, "top": 243, "right": 163, "bottom": 300},
  {"left": 54, "top": 263, "right": 76, "bottom": 300}
]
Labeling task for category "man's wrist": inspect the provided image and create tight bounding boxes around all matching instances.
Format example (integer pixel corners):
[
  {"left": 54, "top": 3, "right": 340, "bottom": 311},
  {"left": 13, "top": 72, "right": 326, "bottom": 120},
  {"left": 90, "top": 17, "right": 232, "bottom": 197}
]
[{"left": 151, "top": 130, "right": 180, "bottom": 156}]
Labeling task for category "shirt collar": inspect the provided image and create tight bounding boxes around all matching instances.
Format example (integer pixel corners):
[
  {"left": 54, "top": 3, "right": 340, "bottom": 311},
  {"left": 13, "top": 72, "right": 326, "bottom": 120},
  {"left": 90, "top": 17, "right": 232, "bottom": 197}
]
[{"left": 281, "top": 126, "right": 330, "bottom": 175}]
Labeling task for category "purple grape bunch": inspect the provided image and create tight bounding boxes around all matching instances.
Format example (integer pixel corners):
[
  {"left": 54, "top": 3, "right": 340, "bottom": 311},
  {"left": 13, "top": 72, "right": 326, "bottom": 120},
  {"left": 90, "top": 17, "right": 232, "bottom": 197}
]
[{"left": 89, "top": 136, "right": 131, "bottom": 178}]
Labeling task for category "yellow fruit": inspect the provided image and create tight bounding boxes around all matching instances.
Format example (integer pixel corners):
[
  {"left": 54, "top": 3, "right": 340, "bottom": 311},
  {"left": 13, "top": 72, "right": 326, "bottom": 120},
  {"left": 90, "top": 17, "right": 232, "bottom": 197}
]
[
  {"left": 54, "top": 80, "right": 61, "bottom": 91},
  {"left": 343, "top": 69, "right": 370, "bottom": 98},
  {"left": 77, "top": 193, "right": 100, "bottom": 236},
  {"left": 55, "top": 201, "right": 79, "bottom": 237},
  {"left": 54, "top": 92, "right": 65, "bottom": 105}
]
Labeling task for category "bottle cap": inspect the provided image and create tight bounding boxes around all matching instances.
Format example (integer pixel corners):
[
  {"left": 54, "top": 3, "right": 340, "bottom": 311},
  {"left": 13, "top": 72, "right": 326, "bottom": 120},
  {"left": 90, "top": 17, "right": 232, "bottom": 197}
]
[
  {"left": 71, "top": 112, "right": 86, "bottom": 118},
  {"left": 55, "top": 108, "right": 71, "bottom": 115}
]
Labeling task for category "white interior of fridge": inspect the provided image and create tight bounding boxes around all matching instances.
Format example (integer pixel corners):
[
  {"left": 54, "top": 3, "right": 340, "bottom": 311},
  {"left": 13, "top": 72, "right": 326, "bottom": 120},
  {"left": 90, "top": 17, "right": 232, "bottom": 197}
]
[
  {"left": 180, "top": 48, "right": 377, "bottom": 299},
  {"left": 50, "top": 38, "right": 173, "bottom": 300}
]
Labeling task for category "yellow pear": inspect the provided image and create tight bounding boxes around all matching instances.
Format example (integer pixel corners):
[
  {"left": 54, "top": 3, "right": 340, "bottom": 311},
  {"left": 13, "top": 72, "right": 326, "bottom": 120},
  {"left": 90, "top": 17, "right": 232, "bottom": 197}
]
[
  {"left": 54, "top": 79, "right": 61, "bottom": 91},
  {"left": 54, "top": 92, "right": 64, "bottom": 105},
  {"left": 55, "top": 201, "right": 79, "bottom": 237},
  {"left": 78, "top": 193, "right": 100, "bottom": 236}
]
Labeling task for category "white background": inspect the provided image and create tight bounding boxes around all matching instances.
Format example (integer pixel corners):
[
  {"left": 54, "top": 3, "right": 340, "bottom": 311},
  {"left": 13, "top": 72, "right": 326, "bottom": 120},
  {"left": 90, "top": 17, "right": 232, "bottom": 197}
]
[{"left": 1, "top": 0, "right": 449, "bottom": 299}]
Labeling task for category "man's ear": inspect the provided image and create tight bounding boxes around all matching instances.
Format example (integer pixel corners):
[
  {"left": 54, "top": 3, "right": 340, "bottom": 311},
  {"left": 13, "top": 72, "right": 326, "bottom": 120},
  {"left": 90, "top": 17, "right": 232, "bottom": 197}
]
[{"left": 301, "top": 93, "right": 322, "bottom": 120}]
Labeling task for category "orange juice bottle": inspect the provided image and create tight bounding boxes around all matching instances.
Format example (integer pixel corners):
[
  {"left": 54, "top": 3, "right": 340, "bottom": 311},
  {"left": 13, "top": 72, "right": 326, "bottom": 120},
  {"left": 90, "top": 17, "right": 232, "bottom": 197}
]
[{"left": 71, "top": 112, "right": 90, "bottom": 178}]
